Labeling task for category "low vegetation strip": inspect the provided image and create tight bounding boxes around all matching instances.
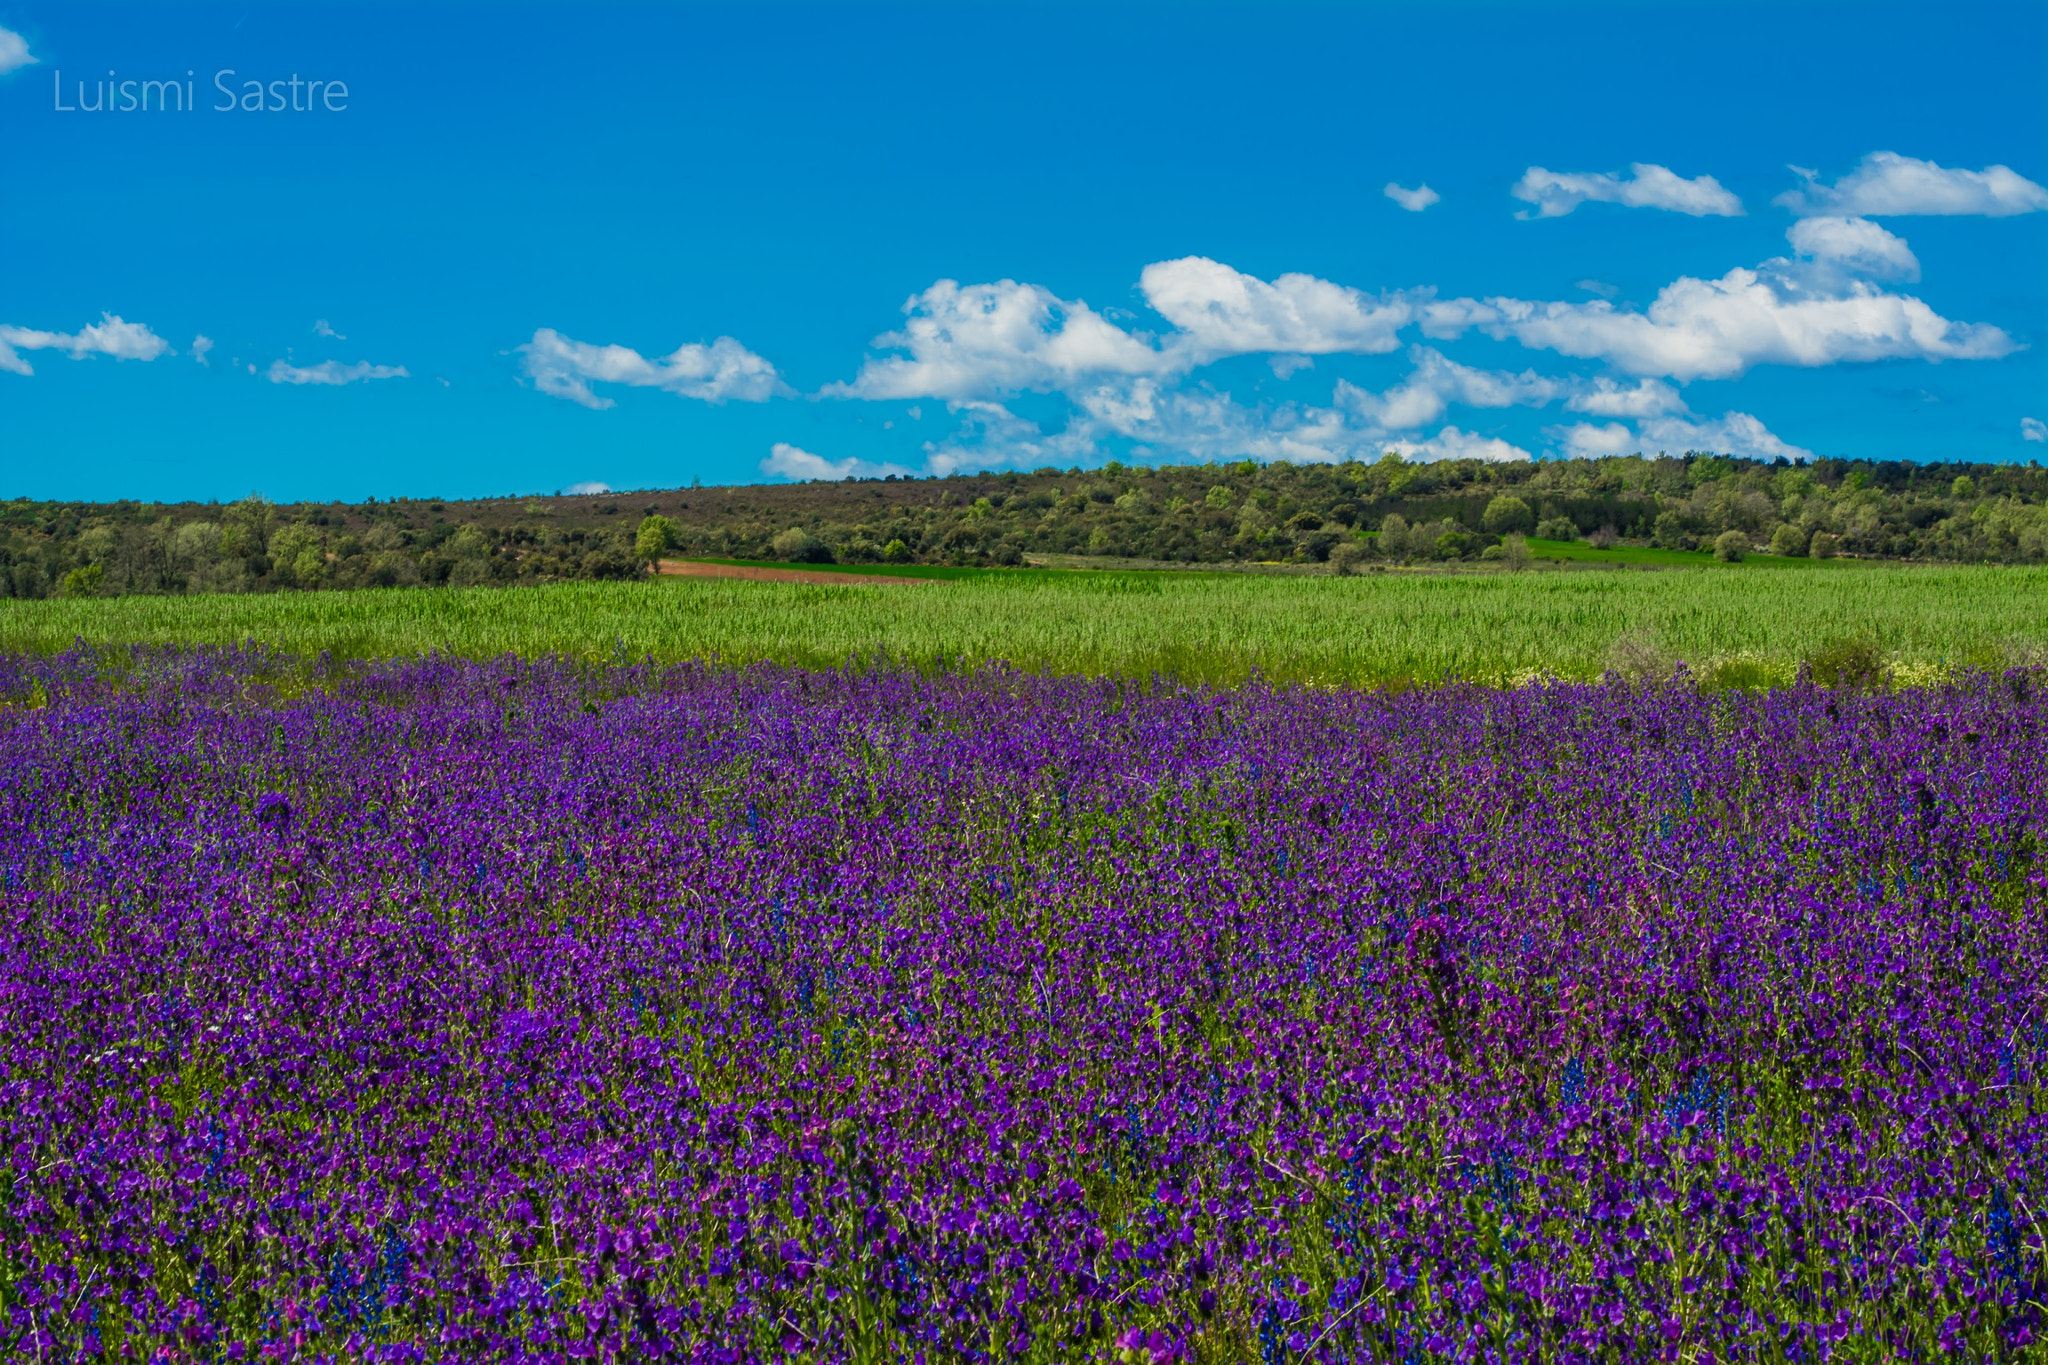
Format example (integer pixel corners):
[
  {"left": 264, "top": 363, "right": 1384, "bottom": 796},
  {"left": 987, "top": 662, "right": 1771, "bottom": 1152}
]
[
  {"left": 0, "top": 564, "right": 2040, "bottom": 686},
  {"left": 655, "top": 559, "right": 937, "bottom": 586},
  {"left": 2, "top": 651, "right": 2041, "bottom": 1359}
]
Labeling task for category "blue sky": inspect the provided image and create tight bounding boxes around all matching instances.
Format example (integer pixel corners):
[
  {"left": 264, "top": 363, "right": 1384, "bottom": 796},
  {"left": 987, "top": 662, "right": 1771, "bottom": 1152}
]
[{"left": 2, "top": 1, "right": 2044, "bottom": 502}]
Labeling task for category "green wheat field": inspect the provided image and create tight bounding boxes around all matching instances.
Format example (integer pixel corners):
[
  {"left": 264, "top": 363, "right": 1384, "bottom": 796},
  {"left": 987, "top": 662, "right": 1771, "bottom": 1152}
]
[{"left": 4, "top": 562, "right": 2043, "bottom": 687}]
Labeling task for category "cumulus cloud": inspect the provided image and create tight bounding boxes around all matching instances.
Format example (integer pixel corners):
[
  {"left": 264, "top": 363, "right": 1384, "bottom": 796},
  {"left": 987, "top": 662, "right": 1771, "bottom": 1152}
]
[
  {"left": 1422, "top": 222, "right": 2013, "bottom": 380},
  {"left": 0, "top": 313, "right": 172, "bottom": 375},
  {"left": 1383, "top": 427, "right": 1532, "bottom": 463},
  {"left": 1140, "top": 256, "right": 1415, "bottom": 362},
  {"left": 920, "top": 368, "right": 1532, "bottom": 473},
  {"left": 1775, "top": 152, "right": 2048, "bottom": 217},
  {"left": 1552, "top": 421, "right": 1639, "bottom": 459},
  {"left": 312, "top": 319, "right": 345, "bottom": 339},
  {"left": 2024, "top": 417, "right": 2047, "bottom": 443},
  {"left": 1784, "top": 216, "right": 1919, "bottom": 281},
  {"left": 519, "top": 328, "right": 786, "bottom": 408},
  {"left": 266, "top": 359, "right": 408, "bottom": 386},
  {"left": 1384, "top": 182, "right": 1440, "bottom": 212},
  {"left": 191, "top": 335, "right": 214, "bottom": 366},
  {"left": 563, "top": 481, "right": 612, "bottom": 495},
  {"left": 1337, "top": 346, "right": 1563, "bottom": 429},
  {"left": 761, "top": 442, "right": 916, "bottom": 482},
  {"left": 1511, "top": 163, "right": 1743, "bottom": 218},
  {"left": 0, "top": 26, "right": 35, "bottom": 75},
  {"left": 1551, "top": 410, "right": 1812, "bottom": 462},
  {"left": 830, "top": 280, "right": 1168, "bottom": 402},
  {"left": 1565, "top": 376, "right": 1687, "bottom": 418}
]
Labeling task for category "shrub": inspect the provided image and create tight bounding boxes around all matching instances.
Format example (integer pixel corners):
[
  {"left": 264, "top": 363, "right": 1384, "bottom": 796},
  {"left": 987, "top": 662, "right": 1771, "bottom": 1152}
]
[
  {"left": 1500, "top": 533, "right": 1533, "bottom": 571},
  {"left": 1768, "top": 524, "right": 1809, "bottom": 557},
  {"left": 1652, "top": 511, "right": 1689, "bottom": 550},
  {"left": 881, "top": 539, "right": 912, "bottom": 563},
  {"left": 1713, "top": 530, "right": 1749, "bottom": 563},
  {"left": 1806, "top": 634, "right": 1887, "bottom": 689},
  {"left": 1605, "top": 631, "right": 1674, "bottom": 683},
  {"left": 1329, "top": 541, "right": 1367, "bottom": 576},
  {"left": 1588, "top": 525, "right": 1619, "bottom": 549},
  {"left": 1482, "top": 495, "right": 1535, "bottom": 536},
  {"left": 1811, "top": 531, "right": 1840, "bottom": 559},
  {"left": 1534, "top": 516, "right": 1578, "bottom": 541},
  {"left": 771, "top": 528, "right": 833, "bottom": 564}
]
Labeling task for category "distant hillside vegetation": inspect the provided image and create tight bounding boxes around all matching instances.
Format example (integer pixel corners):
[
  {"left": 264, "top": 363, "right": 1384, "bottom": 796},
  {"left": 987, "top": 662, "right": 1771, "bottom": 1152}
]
[{"left": 5, "top": 451, "right": 2046, "bottom": 598}]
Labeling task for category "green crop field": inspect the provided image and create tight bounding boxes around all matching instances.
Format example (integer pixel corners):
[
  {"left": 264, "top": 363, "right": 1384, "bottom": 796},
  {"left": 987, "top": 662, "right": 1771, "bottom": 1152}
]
[{"left": 1, "top": 562, "right": 2042, "bottom": 687}]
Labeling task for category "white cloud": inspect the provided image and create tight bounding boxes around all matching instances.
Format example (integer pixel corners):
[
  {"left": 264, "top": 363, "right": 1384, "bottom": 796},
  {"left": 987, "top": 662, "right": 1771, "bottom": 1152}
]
[
  {"left": 1383, "top": 426, "right": 1532, "bottom": 463},
  {"left": 1384, "top": 182, "right": 1440, "bottom": 212},
  {"left": 1784, "top": 216, "right": 1919, "bottom": 281},
  {"left": 1422, "top": 223, "right": 2014, "bottom": 380},
  {"left": 563, "top": 480, "right": 612, "bottom": 495},
  {"left": 1511, "top": 163, "right": 1743, "bottom": 218},
  {"left": 922, "top": 367, "right": 1534, "bottom": 473},
  {"left": 1140, "top": 256, "right": 1415, "bottom": 362},
  {"left": 1269, "top": 354, "right": 1315, "bottom": 379},
  {"left": 312, "top": 318, "right": 345, "bottom": 339},
  {"left": 0, "top": 313, "right": 171, "bottom": 374},
  {"left": 1552, "top": 421, "right": 1640, "bottom": 458},
  {"left": 2024, "top": 417, "right": 2047, "bottom": 443},
  {"left": 1775, "top": 152, "right": 2048, "bottom": 217},
  {"left": 921, "top": 402, "right": 1102, "bottom": 477},
  {"left": 1076, "top": 379, "right": 1366, "bottom": 465},
  {"left": 1642, "top": 410, "right": 1812, "bottom": 461},
  {"left": 1551, "top": 410, "right": 1812, "bottom": 462},
  {"left": 191, "top": 335, "right": 214, "bottom": 366},
  {"left": 266, "top": 359, "right": 408, "bottom": 386},
  {"left": 0, "top": 26, "right": 35, "bottom": 75},
  {"left": 761, "top": 442, "right": 916, "bottom": 481},
  {"left": 1565, "top": 376, "right": 1687, "bottom": 418},
  {"left": 831, "top": 279, "right": 1169, "bottom": 402},
  {"left": 1336, "top": 346, "right": 1563, "bottom": 429},
  {"left": 519, "top": 328, "right": 786, "bottom": 408}
]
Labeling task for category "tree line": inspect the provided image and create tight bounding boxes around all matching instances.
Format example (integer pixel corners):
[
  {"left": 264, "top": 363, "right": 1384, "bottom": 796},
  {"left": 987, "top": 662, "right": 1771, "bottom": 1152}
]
[{"left": 4, "top": 451, "right": 2045, "bottom": 598}]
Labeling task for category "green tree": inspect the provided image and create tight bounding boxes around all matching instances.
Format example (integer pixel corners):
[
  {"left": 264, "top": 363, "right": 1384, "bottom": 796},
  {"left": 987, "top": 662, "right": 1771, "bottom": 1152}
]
[
  {"left": 1713, "top": 529, "right": 1749, "bottom": 562},
  {"left": 1378, "top": 513, "right": 1410, "bottom": 560},
  {"left": 1500, "top": 533, "right": 1533, "bottom": 571},
  {"left": 771, "top": 527, "right": 832, "bottom": 563},
  {"left": 1327, "top": 540, "right": 1365, "bottom": 576},
  {"left": 1482, "top": 495, "right": 1534, "bottom": 535},
  {"left": 636, "top": 514, "right": 680, "bottom": 564},
  {"left": 1769, "top": 523, "right": 1809, "bottom": 557},
  {"left": 59, "top": 563, "right": 104, "bottom": 598},
  {"left": 881, "top": 538, "right": 912, "bottom": 563}
]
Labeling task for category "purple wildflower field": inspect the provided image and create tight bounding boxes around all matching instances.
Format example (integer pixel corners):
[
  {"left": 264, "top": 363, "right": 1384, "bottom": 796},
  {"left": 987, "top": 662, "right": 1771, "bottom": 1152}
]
[{"left": 2, "top": 648, "right": 2044, "bottom": 1362}]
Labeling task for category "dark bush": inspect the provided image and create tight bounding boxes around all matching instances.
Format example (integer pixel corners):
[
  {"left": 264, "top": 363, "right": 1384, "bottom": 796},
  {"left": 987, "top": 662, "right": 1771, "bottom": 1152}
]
[{"left": 1806, "top": 635, "right": 1887, "bottom": 689}]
